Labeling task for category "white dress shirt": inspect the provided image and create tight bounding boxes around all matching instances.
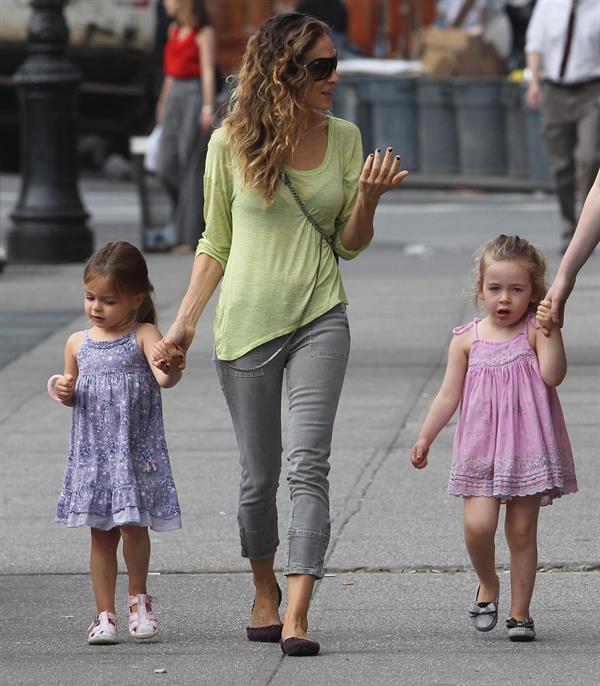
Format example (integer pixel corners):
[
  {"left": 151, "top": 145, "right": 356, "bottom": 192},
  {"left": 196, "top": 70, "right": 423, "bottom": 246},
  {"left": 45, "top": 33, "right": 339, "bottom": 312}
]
[{"left": 526, "top": 0, "right": 600, "bottom": 83}]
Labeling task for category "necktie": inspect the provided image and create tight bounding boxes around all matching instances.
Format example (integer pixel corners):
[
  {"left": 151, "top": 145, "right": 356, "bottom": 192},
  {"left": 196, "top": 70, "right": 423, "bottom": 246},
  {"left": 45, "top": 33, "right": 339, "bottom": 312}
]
[{"left": 559, "top": 0, "right": 577, "bottom": 80}]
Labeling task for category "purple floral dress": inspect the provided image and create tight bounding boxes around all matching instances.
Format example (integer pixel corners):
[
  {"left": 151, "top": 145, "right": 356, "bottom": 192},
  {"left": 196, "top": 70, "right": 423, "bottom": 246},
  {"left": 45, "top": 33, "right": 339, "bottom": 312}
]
[
  {"left": 56, "top": 330, "right": 181, "bottom": 531},
  {"left": 449, "top": 315, "right": 577, "bottom": 506}
]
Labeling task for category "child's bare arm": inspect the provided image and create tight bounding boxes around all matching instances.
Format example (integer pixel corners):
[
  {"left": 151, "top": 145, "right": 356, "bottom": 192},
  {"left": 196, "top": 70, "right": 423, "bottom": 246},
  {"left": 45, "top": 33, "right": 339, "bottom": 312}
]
[
  {"left": 410, "top": 333, "right": 469, "bottom": 469},
  {"left": 138, "top": 324, "right": 183, "bottom": 388},
  {"left": 55, "top": 332, "right": 82, "bottom": 406},
  {"left": 535, "top": 300, "right": 567, "bottom": 386}
]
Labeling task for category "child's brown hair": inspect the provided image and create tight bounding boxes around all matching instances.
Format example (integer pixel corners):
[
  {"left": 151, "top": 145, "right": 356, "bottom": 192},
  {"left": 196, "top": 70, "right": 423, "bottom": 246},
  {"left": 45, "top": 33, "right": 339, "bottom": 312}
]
[
  {"left": 84, "top": 241, "right": 157, "bottom": 325},
  {"left": 475, "top": 234, "right": 547, "bottom": 311}
]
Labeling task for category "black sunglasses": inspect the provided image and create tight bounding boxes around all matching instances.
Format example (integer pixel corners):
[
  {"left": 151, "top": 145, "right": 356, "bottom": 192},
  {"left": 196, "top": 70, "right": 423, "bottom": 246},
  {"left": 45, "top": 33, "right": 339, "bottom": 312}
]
[{"left": 304, "top": 55, "right": 338, "bottom": 81}]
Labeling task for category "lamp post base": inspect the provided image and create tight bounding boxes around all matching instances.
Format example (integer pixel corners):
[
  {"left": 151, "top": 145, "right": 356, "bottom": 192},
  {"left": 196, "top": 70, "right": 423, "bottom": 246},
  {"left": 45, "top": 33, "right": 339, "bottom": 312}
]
[{"left": 7, "top": 220, "right": 93, "bottom": 264}]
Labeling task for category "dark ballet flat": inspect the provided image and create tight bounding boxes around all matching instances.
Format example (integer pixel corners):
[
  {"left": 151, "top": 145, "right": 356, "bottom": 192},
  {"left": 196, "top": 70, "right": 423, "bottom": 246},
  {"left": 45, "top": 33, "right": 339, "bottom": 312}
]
[
  {"left": 280, "top": 636, "right": 320, "bottom": 657},
  {"left": 246, "top": 583, "right": 283, "bottom": 643}
]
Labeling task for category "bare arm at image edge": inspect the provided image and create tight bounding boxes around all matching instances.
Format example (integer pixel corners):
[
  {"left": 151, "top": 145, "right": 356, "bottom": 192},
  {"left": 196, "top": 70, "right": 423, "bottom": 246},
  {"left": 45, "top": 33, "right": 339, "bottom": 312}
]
[{"left": 545, "top": 170, "right": 600, "bottom": 325}]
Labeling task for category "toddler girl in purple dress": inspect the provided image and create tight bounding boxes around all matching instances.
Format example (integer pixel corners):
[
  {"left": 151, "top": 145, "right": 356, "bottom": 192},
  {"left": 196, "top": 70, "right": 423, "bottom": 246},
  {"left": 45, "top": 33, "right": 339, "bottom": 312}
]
[
  {"left": 49, "top": 241, "right": 183, "bottom": 645},
  {"left": 410, "top": 234, "right": 577, "bottom": 643}
]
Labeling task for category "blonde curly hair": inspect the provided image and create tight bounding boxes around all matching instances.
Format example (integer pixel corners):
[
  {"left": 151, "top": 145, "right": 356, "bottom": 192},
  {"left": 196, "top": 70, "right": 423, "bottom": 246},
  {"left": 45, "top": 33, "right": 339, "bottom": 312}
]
[
  {"left": 223, "top": 13, "right": 331, "bottom": 205},
  {"left": 474, "top": 234, "right": 547, "bottom": 311}
]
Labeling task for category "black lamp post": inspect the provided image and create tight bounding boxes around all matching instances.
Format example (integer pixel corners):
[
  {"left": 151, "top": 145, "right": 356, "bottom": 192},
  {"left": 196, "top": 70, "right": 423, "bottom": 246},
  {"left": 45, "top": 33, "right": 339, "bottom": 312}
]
[{"left": 7, "top": 0, "right": 93, "bottom": 263}]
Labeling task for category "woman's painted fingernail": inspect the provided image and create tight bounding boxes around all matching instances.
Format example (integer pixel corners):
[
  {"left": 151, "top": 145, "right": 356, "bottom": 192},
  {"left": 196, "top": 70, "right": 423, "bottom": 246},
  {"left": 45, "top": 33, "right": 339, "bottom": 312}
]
[
  {"left": 387, "top": 147, "right": 392, "bottom": 152},
  {"left": 395, "top": 155, "right": 400, "bottom": 160},
  {"left": 376, "top": 148, "right": 381, "bottom": 153},
  {"left": 369, "top": 153, "right": 373, "bottom": 157}
]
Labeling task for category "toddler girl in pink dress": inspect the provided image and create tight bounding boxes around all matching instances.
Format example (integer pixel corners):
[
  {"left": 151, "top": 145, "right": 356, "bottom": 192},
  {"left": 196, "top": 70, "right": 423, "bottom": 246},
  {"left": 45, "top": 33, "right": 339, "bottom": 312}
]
[{"left": 410, "top": 234, "right": 577, "bottom": 643}]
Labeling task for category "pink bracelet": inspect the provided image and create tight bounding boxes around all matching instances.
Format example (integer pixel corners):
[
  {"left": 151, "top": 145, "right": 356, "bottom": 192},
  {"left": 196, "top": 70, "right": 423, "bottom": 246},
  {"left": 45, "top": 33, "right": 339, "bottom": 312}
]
[{"left": 47, "top": 374, "right": 63, "bottom": 402}]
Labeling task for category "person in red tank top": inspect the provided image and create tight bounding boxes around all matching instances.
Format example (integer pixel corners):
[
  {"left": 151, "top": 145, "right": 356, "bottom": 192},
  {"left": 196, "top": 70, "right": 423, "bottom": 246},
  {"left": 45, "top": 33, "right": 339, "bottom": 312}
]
[{"left": 156, "top": 0, "right": 217, "bottom": 253}]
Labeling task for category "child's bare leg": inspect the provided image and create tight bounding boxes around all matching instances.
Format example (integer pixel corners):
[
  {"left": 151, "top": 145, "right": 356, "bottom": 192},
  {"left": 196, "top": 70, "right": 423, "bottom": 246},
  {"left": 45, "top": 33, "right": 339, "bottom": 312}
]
[
  {"left": 90, "top": 527, "right": 121, "bottom": 613},
  {"left": 463, "top": 496, "right": 501, "bottom": 601},
  {"left": 504, "top": 494, "right": 542, "bottom": 620},
  {"left": 120, "top": 525, "right": 151, "bottom": 597}
]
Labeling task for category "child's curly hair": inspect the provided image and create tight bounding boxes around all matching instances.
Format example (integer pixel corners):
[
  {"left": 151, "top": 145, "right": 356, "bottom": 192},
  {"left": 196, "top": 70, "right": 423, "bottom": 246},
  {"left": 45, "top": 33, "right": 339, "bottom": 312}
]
[
  {"left": 474, "top": 234, "right": 547, "bottom": 311},
  {"left": 222, "top": 13, "right": 331, "bottom": 205}
]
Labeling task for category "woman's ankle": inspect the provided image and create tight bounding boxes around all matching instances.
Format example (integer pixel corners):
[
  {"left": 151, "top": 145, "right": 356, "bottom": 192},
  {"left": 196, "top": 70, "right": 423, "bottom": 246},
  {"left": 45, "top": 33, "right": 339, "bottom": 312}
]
[
  {"left": 282, "top": 615, "right": 309, "bottom": 639},
  {"left": 283, "top": 613, "right": 308, "bottom": 631},
  {"left": 253, "top": 577, "right": 278, "bottom": 594}
]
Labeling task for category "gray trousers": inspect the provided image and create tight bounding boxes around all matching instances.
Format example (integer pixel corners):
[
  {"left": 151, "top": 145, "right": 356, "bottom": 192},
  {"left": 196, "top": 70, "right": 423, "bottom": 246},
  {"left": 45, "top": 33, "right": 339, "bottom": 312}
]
[
  {"left": 540, "top": 79, "right": 600, "bottom": 233},
  {"left": 157, "top": 78, "right": 208, "bottom": 246},
  {"left": 215, "top": 304, "right": 350, "bottom": 579}
]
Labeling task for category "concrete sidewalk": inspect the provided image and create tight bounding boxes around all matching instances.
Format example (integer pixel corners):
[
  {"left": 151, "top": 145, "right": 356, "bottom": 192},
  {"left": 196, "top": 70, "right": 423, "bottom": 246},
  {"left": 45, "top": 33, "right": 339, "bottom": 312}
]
[{"left": 1, "top": 177, "right": 599, "bottom": 685}]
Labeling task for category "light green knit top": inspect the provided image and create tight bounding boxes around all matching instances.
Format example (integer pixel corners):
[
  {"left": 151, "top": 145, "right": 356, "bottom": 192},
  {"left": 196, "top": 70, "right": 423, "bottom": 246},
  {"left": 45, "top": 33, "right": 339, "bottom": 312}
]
[{"left": 196, "top": 115, "right": 367, "bottom": 361}]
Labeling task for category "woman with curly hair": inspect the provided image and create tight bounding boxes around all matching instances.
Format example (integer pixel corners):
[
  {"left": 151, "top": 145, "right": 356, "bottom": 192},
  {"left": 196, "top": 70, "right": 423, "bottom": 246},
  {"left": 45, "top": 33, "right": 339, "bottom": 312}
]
[{"left": 153, "top": 13, "right": 407, "bottom": 656}]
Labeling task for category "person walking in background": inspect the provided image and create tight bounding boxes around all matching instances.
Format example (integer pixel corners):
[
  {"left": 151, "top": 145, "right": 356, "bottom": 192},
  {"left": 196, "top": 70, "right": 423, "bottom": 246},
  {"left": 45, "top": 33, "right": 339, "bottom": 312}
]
[
  {"left": 152, "top": 13, "right": 408, "bottom": 656},
  {"left": 49, "top": 242, "right": 182, "bottom": 645},
  {"left": 504, "top": 1, "right": 537, "bottom": 72},
  {"left": 525, "top": 0, "right": 600, "bottom": 253},
  {"left": 435, "top": 0, "right": 489, "bottom": 30},
  {"left": 156, "top": 0, "right": 217, "bottom": 254},
  {"left": 545, "top": 167, "right": 600, "bottom": 325},
  {"left": 411, "top": 234, "right": 577, "bottom": 643}
]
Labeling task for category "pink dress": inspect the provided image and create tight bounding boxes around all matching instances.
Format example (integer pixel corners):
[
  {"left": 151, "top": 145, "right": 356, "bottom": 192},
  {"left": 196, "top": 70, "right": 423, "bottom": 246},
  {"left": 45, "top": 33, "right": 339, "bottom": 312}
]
[{"left": 449, "top": 315, "right": 577, "bottom": 506}]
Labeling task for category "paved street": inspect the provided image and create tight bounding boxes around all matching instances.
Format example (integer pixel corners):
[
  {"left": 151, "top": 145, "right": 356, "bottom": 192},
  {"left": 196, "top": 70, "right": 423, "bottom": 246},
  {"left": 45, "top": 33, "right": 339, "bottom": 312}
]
[{"left": 1, "top": 174, "right": 599, "bottom": 685}]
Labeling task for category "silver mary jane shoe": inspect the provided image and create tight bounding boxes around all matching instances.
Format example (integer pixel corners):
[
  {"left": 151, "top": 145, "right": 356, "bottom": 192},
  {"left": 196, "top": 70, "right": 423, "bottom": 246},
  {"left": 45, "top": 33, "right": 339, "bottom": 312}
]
[{"left": 469, "top": 584, "right": 499, "bottom": 632}]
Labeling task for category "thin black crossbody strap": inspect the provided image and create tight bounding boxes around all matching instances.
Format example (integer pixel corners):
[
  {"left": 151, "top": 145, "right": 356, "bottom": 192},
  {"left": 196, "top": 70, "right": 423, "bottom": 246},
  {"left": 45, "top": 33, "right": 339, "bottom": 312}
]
[
  {"left": 282, "top": 173, "right": 335, "bottom": 249},
  {"left": 222, "top": 174, "right": 335, "bottom": 374}
]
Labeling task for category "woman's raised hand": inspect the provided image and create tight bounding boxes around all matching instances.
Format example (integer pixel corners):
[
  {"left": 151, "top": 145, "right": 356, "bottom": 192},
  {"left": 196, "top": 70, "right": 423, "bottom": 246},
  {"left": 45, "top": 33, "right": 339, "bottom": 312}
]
[
  {"left": 152, "top": 318, "right": 195, "bottom": 373},
  {"left": 359, "top": 147, "right": 409, "bottom": 200}
]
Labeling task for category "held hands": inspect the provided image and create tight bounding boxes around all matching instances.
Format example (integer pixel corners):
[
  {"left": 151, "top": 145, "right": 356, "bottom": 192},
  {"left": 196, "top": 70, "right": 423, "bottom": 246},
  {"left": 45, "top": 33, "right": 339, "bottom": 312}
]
[
  {"left": 359, "top": 147, "right": 409, "bottom": 201},
  {"left": 410, "top": 438, "right": 430, "bottom": 469},
  {"left": 152, "top": 318, "right": 195, "bottom": 373},
  {"left": 536, "top": 299, "right": 558, "bottom": 335},
  {"left": 152, "top": 340, "right": 187, "bottom": 374},
  {"left": 54, "top": 374, "right": 75, "bottom": 403},
  {"left": 542, "top": 274, "right": 576, "bottom": 332}
]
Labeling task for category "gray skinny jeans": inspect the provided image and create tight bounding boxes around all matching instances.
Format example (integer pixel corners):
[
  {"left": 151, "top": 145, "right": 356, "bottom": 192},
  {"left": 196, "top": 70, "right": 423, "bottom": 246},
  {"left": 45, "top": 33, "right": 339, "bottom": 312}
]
[{"left": 215, "top": 304, "right": 350, "bottom": 578}]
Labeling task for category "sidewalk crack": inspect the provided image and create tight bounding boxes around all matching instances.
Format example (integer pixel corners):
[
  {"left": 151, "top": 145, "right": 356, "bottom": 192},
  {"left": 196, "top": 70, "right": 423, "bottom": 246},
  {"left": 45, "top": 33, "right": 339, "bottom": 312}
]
[{"left": 326, "top": 300, "right": 470, "bottom": 567}]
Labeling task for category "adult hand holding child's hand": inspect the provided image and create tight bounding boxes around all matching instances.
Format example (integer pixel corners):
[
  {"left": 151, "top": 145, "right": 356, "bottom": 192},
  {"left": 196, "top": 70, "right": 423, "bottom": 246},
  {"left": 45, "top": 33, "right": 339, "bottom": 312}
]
[
  {"left": 535, "top": 299, "right": 556, "bottom": 336},
  {"left": 152, "top": 319, "right": 193, "bottom": 373}
]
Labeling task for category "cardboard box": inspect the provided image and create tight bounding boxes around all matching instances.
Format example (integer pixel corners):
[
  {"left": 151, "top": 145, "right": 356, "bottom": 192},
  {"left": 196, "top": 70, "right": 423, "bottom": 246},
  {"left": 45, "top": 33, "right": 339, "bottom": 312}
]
[{"left": 416, "top": 27, "right": 504, "bottom": 77}]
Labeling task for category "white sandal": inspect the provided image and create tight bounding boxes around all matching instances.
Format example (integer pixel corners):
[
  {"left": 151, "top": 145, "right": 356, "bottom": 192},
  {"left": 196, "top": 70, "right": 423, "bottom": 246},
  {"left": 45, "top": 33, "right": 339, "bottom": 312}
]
[
  {"left": 87, "top": 611, "right": 118, "bottom": 644},
  {"left": 128, "top": 593, "right": 159, "bottom": 639}
]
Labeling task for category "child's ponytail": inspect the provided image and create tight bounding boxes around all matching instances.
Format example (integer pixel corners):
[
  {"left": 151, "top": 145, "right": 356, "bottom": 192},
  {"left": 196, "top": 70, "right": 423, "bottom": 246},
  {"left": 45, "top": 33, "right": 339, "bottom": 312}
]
[{"left": 137, "top": 294, "right": 157, "bottom": 325}]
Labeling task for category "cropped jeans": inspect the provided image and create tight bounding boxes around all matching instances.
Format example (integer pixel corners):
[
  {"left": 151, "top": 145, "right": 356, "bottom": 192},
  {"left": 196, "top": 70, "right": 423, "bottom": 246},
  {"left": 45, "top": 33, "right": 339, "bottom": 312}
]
[{"left": 215, "top": 304, "right": 350, "bottom": 578}]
